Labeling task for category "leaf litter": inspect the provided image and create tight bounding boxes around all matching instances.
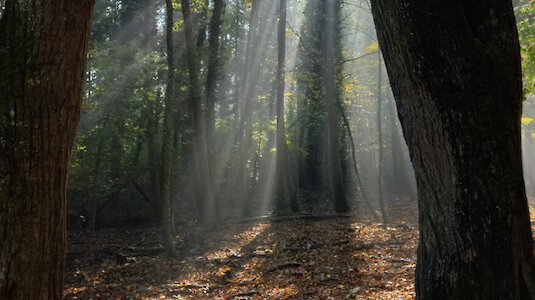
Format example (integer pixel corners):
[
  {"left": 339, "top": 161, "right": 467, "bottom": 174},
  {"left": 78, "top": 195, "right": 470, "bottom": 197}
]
[{"left": 64, "top": 205, "right": 535, "bottom": 299}]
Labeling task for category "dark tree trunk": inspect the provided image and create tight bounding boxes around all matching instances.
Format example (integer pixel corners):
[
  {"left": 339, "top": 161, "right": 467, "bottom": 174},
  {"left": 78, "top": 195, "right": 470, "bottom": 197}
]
[
  {"left": 0, "top": 0, "right": 94, "bottom": 298},
  {"left": 161, "top": 0, "right": 177, "bottom": 257},
  {"left": 370, "top": 1, "right": 535, "bottom": 299},
  {"left": 182, "top": 0, "right": 219, "bottom": 225},
  {"left": 274, "top": 0, "right": 297, "bottom": 214},
  {"left": 324, "top": 0, "right": 348, "bottom": 213},
  {"left": 387, "top": 94, "right": 417, "bottom": 201},
  {"left": 206, "top": 0, "right": 224, "bottom": 145},
  {"left": 205, "top": 0, "right": 224, "bottom": 212},
  {"left": 144, "top": 92, "right": 162, "bottom": 223}
]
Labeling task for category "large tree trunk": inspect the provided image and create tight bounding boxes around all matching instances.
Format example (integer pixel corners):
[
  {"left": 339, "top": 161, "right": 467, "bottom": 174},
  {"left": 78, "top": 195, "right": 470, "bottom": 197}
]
[
  {"left": 370, "top": 1, "right": 535, "bottom": 299},
  {"left": 0, "top": 1, "right": 94, "bottom": 298},
  {"left": 324, "top": 0, "right": 348, "bottom": 213}
]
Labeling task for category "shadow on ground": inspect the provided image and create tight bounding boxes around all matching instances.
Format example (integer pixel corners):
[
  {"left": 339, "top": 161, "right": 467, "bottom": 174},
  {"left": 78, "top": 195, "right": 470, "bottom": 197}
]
[{"left": 65, "top": 206, "right": 421, "bottom": 299}]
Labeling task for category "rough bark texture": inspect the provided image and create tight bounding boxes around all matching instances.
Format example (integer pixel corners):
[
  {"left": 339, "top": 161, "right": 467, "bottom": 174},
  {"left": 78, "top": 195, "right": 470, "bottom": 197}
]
[
  {"left": 324, "top": 0, "right": 348, "bottom": 213},
  {"left": 370, "top": 0, "right": 535, "bottom": 299},
  {"left": 0, "top": 0, "right": 94, "bottom": 298}
]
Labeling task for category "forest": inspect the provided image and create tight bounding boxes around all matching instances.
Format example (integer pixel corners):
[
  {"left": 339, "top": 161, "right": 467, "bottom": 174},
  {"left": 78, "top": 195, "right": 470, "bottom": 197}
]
[{"left": 0, "top": 0, "right": 534, "bottom": 299}]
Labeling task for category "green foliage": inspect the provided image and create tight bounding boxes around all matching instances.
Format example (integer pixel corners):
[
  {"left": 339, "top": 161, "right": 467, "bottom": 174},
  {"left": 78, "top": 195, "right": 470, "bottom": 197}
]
[
  {"left": 522, "top": 116, "right": 534, "bottom": 125},
  {"left": 516, "top": 1, "right": 535, "bottom": 95},
  {"left": 69, "top": 0, "right": 167, "bottom": 211},
  {"left": 290, "top": 0, "right": 347, "bottom": 192}
]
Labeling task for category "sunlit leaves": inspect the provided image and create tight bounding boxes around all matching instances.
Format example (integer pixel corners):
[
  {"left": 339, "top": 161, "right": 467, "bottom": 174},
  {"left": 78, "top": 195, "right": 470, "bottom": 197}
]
[
  {"left": 365, "top": 41, "right": 379, "bottom": 54},
  {"left": 522, "top": 116, "right": 534, "bottom": 125}
]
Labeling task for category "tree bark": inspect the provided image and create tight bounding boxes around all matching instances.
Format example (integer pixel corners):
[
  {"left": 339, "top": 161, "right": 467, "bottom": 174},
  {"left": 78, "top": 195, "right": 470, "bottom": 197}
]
[
  {"left": 181, "top": 0, "right": 219, "bottom": 225},
  {"left": 274, "top": 0, "right": 297, "bottom": 214},
  {"left": 144, "top": 92, "right": 162, "bottom": 223},
  {"left": 161, "top": 0, "right": 177, "bottom": 257},
  {"left": 376, "top": 53, "right": 388, "bottom": 223},
  {"left": 0, "top": 0, "right": 94, "bottom": 298},
  {"left": 205, "top": 0, "right": 225, "bottom": 214},
  {"left": 370, "top": 1, "right": 535, "bottom": 298},
  {"left": 387, "top": 93, "right": 417, "bottom": 201},
  {"left": 206, "top": 0, "right": 224, "bottom": 146},
  {"left": 324, "top": 0, "right": 348, "bottom": 213}
]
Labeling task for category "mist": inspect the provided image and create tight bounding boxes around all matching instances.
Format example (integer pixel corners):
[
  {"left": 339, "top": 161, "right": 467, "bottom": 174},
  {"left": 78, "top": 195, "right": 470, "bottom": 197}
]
[{"left": 57, "top": 0, "right": 534, "bottom": 298}]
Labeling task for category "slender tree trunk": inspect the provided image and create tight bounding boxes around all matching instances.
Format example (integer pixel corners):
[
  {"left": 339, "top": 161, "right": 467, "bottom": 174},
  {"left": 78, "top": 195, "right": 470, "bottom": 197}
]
[
  {"left": 181, "top": 0, "right": 219, "bottom": 225},
  {"left": 0, "top": 1, "right": 94, "bottom": 298},
  {"left": 324, "top": 0, "right": 348, "bottom": 213},
  {"left": 89, "top": 140, "right": 104, "bottom": 235},
  {"left": 231, "top": 0, "right": 242, "bottom": 124},
  {"left": 205, "top": 0, "right": 225, "bottom": 209},
  {"left": 371, "top": 1, "right": 535, "bottom": 298},
  {"left": 228, "top": 0, "right": 266, "bottom": 216},
  {"left": 206, "top": 0, "right": 224, "bottom": 149},
  {"left": 237, "top": 1, "right": 262, "bottom": 164},
  {"left": 196, "top": 0, "right": 210, "bottom": 48},
  {"left": 376, "top": 53, "right": 388, "bottom": 223},
  {"left": 144, "top": 93, "right": 162, "bottom": 223},
  {"left": 161, "top": 0, "right": 177, "bottom": 257},
  {"left": 274, "top": 0, "right": 297, "bottom": 214},
  {"left": 339, "top": 104, "right": 380, "bottom": 221}
]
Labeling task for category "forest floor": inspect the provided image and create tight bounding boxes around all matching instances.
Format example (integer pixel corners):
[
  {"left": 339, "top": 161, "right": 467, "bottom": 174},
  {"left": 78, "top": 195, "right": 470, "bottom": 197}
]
[{"left": 64, "top": 203, "right": 535, "bottom": 300}]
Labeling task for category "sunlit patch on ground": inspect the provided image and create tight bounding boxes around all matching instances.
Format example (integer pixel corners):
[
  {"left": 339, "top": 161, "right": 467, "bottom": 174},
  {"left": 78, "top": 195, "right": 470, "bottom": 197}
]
[
  {"left": 65, "top": 215, "right": 418, "bottom": 299},
  {"left": 64, "top": 205, "right": 535, "bottom": 299}
]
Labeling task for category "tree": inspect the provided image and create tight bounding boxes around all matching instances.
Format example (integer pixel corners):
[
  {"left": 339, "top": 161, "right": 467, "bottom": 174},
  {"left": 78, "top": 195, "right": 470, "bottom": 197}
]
[
  {"left": 181, "top": 0, "right": 219, "bottom": 225},
  {"left": 274, "top": 0, "right": 297, "bottom": 214},
  {"left": 293, "top": 0, "right": 348, "bottom": 211},
  {"left": 0, "top": 0, "right": 94, "bottom": 298},
  {"left": 370, "top": 0, "right": 535, "bottom": 298},
  {"left": 375, "top": 53, "right": 387, "bottom": 223},
  {"left": 161, "top": 0, "right": 177, "bottom": 257},
  {"left": 323, "top": 0, "right": 348, "bottom": 212},
  {"left": 205, "top": 0, "right": 225, "bottom": 217},
  {"left": 515, "top": 0, "right": 535, "bottom": 95},
  {"left": 206, "top": 0, "right": 225, "bottom": 146}
]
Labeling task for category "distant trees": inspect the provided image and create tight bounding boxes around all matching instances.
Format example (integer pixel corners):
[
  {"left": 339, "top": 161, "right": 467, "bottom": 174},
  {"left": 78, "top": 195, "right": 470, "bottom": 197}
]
[
  {"left": 516, "top": 0, "right": 535, "bottom": 95},
  {"left": 293, "top": 0, "right": 349, "bottom": 212},
  {"left": 181, "top": 0, "right": 220, "bottom": 225},
  {"left": 68, "top": 0, "right": 418, "bottom": 225},
  {"left": 70, "top": 0, "right": 167, "bottom": 230},
  {"left": 371, "top": 0, "right": 535, "bottom": 298},
  {"left": 0, "top": 0, "right": 94, "bottom": 298}
]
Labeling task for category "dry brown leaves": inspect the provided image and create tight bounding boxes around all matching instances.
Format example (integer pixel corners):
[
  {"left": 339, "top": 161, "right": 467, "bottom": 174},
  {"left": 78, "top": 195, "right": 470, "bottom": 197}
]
[{"left": 64, "top": 205, "right": 535, "bottom": 300}]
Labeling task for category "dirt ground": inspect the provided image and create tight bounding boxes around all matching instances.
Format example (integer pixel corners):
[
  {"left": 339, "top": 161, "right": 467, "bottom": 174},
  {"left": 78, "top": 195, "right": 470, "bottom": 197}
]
[{"left": 64, "top": 204, "right": 535, "bottom": 300}]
